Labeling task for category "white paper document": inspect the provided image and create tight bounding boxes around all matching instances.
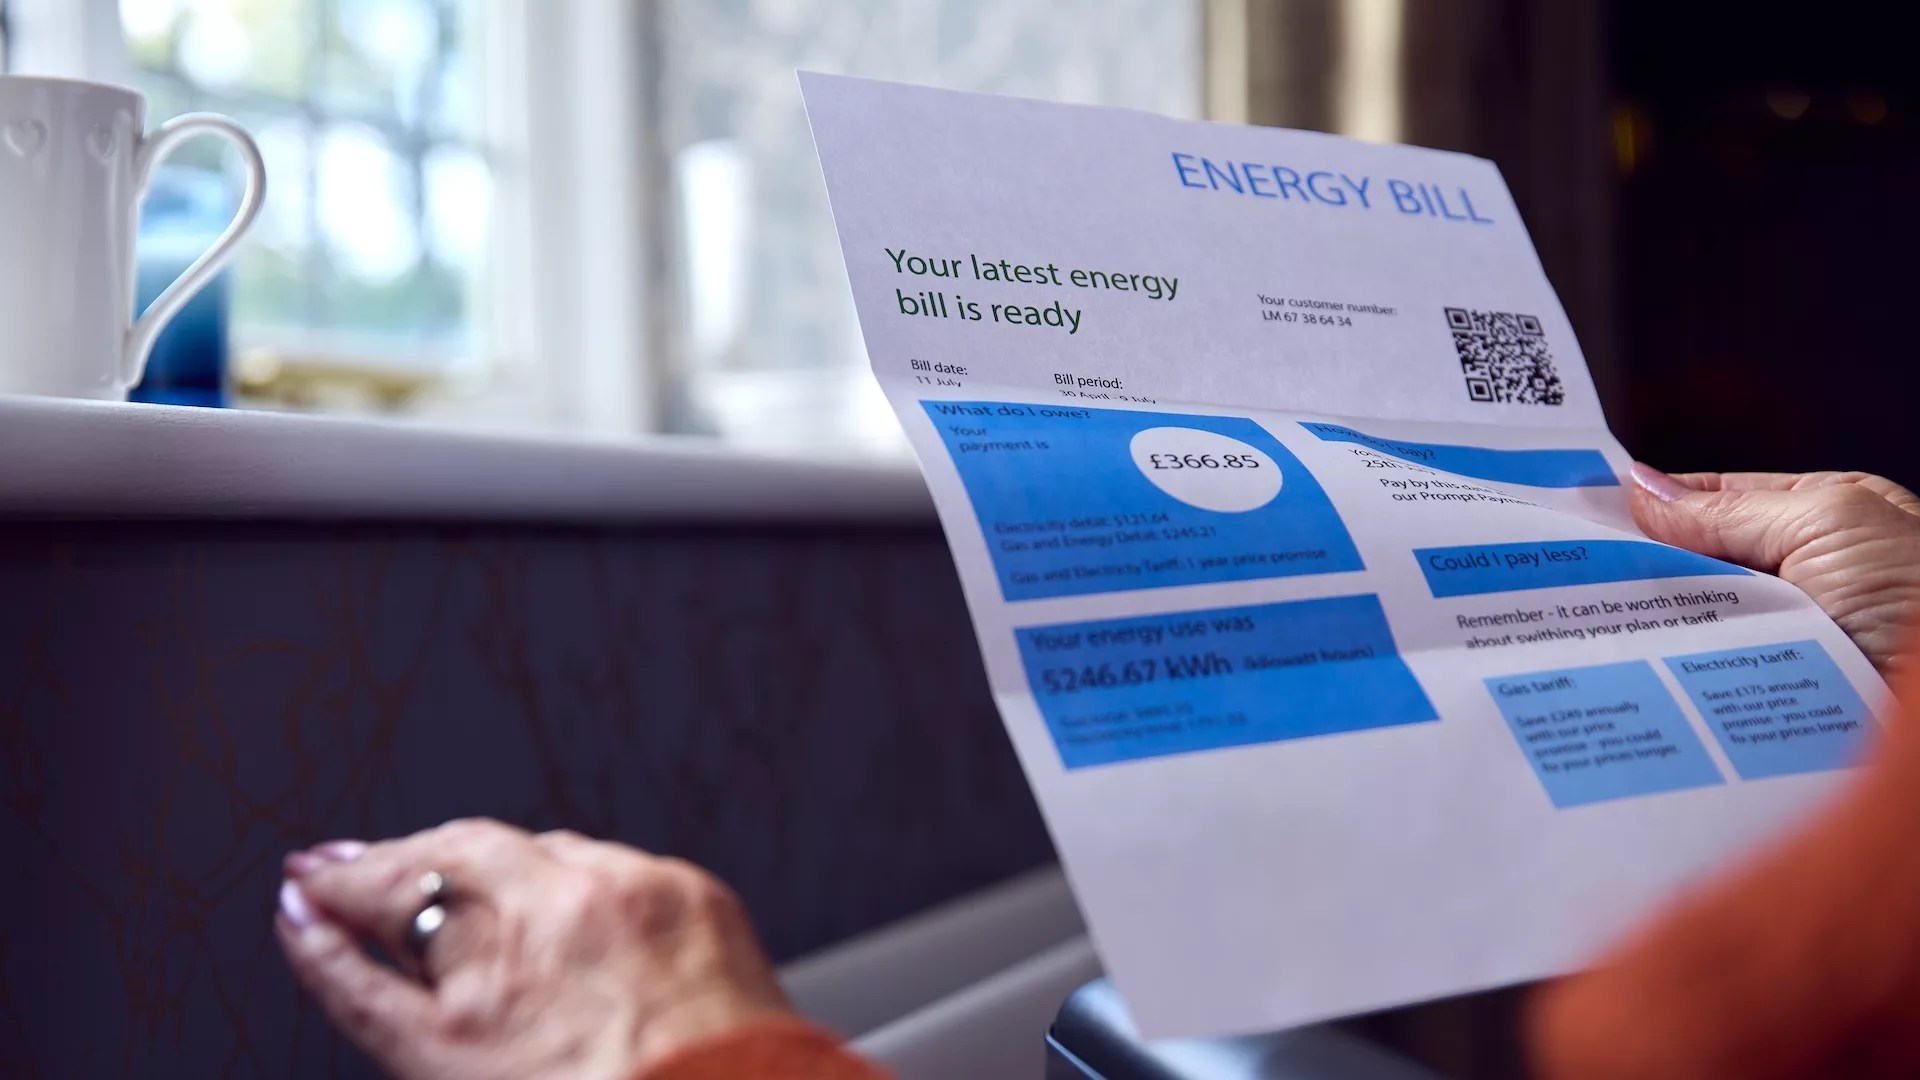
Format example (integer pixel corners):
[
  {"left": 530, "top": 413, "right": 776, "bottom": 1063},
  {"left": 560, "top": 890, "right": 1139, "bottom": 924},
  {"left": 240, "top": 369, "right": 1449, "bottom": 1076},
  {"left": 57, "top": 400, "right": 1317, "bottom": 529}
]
[{"left": 802, "top": 73, "right": 1888, "bottom": 1038}]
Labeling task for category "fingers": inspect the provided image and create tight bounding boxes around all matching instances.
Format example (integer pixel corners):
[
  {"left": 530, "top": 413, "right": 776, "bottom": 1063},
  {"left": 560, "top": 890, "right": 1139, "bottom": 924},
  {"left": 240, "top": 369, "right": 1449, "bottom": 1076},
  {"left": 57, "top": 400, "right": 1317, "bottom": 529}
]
[
  {"left": 1840, "top": 473, "right": 1920, "bottom": 513},
  {"left": 295, "top": 818, "right": 535, "bottom": 973},
  {"left": 1657, "top": 468, "right": 1920, "bottom": 511},
  {"left": 1664, "top": 471, "right": 1801, "bottom": 493},
  {"left": 1630, "top": 484, "right": 1820, "bottom": 574},
  {"left": 1631, "top": 466, "right": 1916, "bottom": 575},
  {"left": 275, "top": 907, "right": 437, "bottom": 1077}
]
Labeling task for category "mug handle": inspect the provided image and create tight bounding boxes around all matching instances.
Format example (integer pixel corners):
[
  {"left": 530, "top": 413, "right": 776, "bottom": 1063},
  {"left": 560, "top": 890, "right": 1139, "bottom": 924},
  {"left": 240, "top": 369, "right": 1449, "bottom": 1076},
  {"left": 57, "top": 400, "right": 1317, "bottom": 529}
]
[{"left": 124, "top": 113, "right": 268, "bottom": 388}]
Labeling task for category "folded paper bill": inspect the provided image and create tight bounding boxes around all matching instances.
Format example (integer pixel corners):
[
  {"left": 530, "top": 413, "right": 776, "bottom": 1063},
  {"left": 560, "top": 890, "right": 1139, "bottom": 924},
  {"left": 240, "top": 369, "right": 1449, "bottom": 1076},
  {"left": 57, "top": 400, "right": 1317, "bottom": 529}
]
[{"left": 802, "top": 72, "right": 1887, "bottom": 1038}]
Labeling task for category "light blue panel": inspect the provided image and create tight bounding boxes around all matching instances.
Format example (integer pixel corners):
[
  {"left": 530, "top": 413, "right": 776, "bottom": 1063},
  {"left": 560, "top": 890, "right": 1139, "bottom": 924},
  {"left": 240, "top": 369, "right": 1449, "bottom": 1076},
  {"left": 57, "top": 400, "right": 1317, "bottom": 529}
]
[
  {"left": 1485, "top": 661, "right": 1722, "bottom": 808},
  {"left": 1664, "top": 640, "right": 1875, "bottom": 779}
]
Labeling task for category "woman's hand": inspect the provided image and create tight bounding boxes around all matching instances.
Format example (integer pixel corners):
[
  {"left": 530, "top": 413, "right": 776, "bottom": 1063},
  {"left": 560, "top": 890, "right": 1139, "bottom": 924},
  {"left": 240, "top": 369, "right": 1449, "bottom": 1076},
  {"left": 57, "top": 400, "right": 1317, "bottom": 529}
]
[
  {"left": 1630, "top": 464, "right": 1920, "bottom": 678},
  {"left": 274, "top": 819, "right": 792, "bottom": 1080}
]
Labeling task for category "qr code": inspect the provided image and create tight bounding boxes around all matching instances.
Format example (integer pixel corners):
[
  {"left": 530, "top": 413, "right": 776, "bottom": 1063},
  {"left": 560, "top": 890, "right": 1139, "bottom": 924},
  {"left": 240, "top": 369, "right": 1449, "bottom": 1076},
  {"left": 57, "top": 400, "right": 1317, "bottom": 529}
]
[{"left": 1446, "top": 307, "right": 1564, "bottom": 405}]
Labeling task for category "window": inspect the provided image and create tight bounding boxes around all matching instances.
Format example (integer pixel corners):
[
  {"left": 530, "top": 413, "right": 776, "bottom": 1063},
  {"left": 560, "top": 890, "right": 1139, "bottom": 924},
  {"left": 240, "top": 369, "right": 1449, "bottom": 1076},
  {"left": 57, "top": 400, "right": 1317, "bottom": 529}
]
[
  {"left": 120, "top": 0, "right": 493, "bottom": 362},
  {"left": 659, "top": 0, "right": 1202, "bottom": 451},
  {"left": 5, "top": 0, "right": 1204, "bottom": 454},
  {"left": 5, "top": 0, "right": 517, "bottom": 415}
]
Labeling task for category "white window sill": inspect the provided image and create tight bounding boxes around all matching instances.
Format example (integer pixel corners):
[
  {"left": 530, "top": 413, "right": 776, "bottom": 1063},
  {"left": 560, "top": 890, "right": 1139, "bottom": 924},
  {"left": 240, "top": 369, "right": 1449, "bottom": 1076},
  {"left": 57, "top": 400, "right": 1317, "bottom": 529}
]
[{"left": 0, "top": 394, "right": 933, "bottom": 524}]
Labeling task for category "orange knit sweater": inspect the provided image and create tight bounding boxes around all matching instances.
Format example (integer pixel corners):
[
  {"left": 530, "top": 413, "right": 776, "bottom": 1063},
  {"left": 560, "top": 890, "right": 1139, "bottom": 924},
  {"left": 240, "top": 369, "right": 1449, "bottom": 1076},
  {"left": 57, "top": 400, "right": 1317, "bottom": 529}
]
[
  {"left": 640, "top": 1017, "right": 891, "bottom": 1080},
  {"left": 1530, "top": 647, "right": 1920, "bottom": 1078}
]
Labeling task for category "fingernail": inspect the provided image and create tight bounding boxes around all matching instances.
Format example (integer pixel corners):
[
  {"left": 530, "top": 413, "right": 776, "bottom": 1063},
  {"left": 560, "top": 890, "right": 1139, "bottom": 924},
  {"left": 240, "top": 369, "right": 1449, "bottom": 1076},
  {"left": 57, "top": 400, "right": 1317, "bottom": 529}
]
[
  {"left": 1630, "top": 462, "right": 1691, "bottom": 503},
  {"left": 313, "top": 840, "right": 366, "bottom": 863},
  {"left": 284, "top": 850, "right": 328, "bottom": 878},
  {"left": 278, "top": 879, "right": 317, "bottom": 929},
  {"left": 285, "top": 840, "right": 363, "bottom": 878}
]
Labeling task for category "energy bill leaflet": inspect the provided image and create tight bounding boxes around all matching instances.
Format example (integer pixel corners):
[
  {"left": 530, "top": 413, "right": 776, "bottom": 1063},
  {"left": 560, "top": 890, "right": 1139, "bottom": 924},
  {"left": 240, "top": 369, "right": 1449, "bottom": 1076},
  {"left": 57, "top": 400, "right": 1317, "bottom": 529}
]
[{"left": 803, "top": 73, "right": 1887, "bottom": 1038}]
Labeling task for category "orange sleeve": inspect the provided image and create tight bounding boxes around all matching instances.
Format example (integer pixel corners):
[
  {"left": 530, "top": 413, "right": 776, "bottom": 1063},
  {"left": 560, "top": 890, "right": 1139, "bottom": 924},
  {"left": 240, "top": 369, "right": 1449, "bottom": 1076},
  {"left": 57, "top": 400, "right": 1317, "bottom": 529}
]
[
  {"left": 639, "top": 1017, "right": 894, "bottom": 1080},
  {"left": 1528, "top": 645, "right": 1920, "bottom": 1080}
]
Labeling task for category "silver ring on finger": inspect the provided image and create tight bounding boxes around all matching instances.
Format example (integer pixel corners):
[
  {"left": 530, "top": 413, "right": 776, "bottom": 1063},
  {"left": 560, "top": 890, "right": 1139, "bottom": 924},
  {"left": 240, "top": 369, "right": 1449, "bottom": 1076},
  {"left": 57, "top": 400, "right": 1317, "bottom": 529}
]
[{"left": 403, "top": 870, "right": 453, "bottom": 970}]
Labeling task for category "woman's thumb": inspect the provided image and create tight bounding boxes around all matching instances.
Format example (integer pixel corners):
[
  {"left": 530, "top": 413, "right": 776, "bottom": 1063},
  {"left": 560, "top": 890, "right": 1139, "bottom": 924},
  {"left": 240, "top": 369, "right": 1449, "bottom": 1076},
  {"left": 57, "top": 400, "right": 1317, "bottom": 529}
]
[{"left": 1627, "top": 464, "right": 1807, "bottom": 574}]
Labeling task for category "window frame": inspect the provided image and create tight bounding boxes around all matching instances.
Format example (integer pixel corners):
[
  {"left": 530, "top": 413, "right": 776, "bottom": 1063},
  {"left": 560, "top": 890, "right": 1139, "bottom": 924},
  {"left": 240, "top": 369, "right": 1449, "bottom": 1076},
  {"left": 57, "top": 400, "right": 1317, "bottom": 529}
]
[
  {"left": 11, "top": 0, "right": 1232, "bottom": 449},
  {"left": 5, "top": 0, "right": 657, "bottom": 436},
  {"left": 123, "top": 5, "right": 494, "bottom": 364}
]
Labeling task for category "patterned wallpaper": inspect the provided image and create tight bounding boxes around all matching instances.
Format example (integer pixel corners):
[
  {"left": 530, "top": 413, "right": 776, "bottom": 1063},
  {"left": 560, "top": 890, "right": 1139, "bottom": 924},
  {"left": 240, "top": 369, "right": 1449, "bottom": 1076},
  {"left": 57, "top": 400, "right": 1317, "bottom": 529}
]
[{"left": 0, "top": 521, "right": 1052, "bottom": 1077}]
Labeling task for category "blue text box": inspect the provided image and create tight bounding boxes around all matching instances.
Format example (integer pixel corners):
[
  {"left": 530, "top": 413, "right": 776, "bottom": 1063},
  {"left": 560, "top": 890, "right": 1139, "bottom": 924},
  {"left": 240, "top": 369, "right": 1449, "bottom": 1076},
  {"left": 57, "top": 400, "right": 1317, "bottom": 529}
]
[
  {"left": 1015, "top": 594, "right": 1436, "bottom": 769},
  {"left": 1416, "top": 539, "right": 1748, "bottom": 598},
  {"left": 1485, "top": 661, "right": 1723, "bottom": 808},
  {"left": 928, "top": 402, "right": 1363, "bottom": 601},
  {"left": 1664, "top": 640, "right": 1875, "bottom": 779},
  {"left": 1302, "top": 422, "right": 1618, "bottom": 488}
]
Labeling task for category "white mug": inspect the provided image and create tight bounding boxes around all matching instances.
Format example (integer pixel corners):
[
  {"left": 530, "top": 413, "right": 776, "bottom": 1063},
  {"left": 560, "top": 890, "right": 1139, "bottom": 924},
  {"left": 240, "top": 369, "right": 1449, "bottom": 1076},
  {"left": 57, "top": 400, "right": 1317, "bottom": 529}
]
[{"left": 0, "top": 75, "right": 265, "bottom": 400}]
